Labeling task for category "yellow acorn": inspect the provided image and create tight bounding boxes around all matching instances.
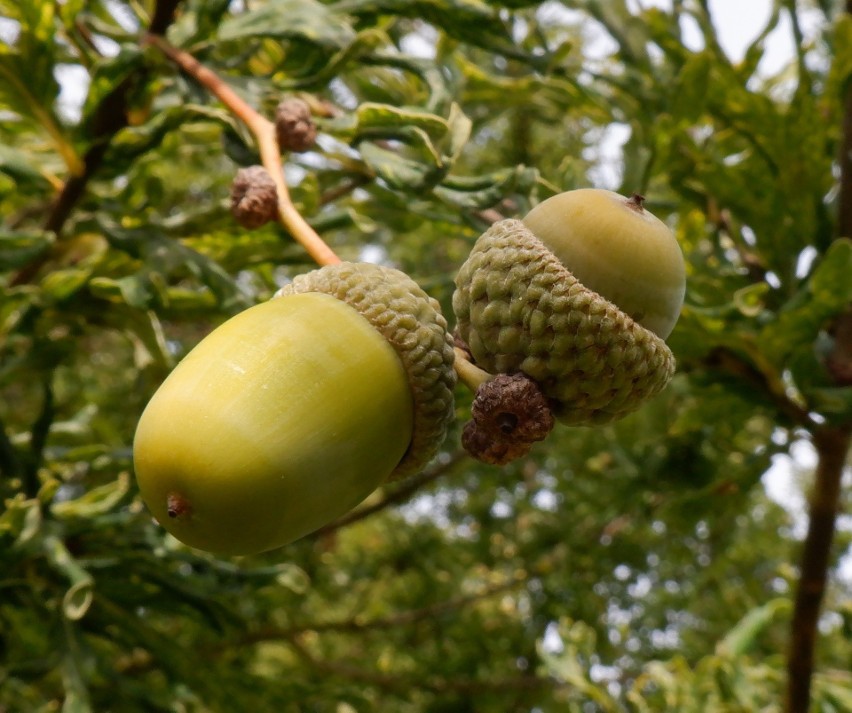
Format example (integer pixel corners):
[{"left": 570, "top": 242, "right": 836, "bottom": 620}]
[
  {"left": 453, "top": 189, "right": 685, "bottom": 426},
  {"left": 134, "top": 263, "right": 455, "bottom": 555}
]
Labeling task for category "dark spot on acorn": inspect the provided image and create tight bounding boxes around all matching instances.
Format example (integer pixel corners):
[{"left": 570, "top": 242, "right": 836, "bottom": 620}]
[{"left": 167, "top": 492, "right": 191, "bottom": 519}]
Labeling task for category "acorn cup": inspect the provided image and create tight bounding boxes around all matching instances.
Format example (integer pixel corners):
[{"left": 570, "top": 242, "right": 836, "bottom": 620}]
[
  {"left": 453, "top": 189, "right": 686, "bottom": 427},
  {"left": 133, "top": 263, "right": 456, "bottom": 555}
]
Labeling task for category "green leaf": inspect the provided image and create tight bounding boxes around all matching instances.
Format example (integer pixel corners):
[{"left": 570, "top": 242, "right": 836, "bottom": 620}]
[
  {"left": 52, "top": 473, "right": 131, "bottom": 520},
  {"left": 804, "top": 387, "right": 852, "bottom": 423},
  {"left": 445, "top": 102, "right": 472, "bottom": 161},
  {"left": 359, "top": 141, "right": 437, "bottom": 190},
  {"left": 40, "top": 267, "right": 93, "bottom": 301},
  {"left": 81, "top": 45, "right": 145, "bottom": 136},
  {"left": 0, "top": 144, "right": 52, "bottom": 186},
  {"left": 434, "top": 165, "right": 539, "bottom": 209},
  {"left": 671, "top": 52, "right": 711, "bottom": 122},
  {"left": 761, "top": 239, "right": 852, "bottom": 365},
  {"left": 44, "top": 536, "right": 94, "bottom": 621},
  {"left": 100, "top": 225, "right": 246, "bottom": 311},
  {"left": 0, "top": 229, "right": 53, "bottom": 269},
  {"left": 88, "top": 275, "right": 155, "bottom": 310},
  {"left": 103, "top": 104, "right": 237, "bottom": 177},
  {"left": 716, "top": 598, "right": 791, "bottom": 657},
  {"left": 354, "top": 102, "right": 450, "bottom": 138},
  {"left": 0, "top": 494, "right": 42, "bottom": 546},
  {"left": 217, "top": 0, "right": 355, "bottom": 49},
  {"left": 733, "top": 282, "right": 770, "bottom": 318},
  {"left": 274, "top": 564, "right": 311, "bottom": 594},
  {"left": 337, "top": 0, "right": 532, "bottom": 64}
]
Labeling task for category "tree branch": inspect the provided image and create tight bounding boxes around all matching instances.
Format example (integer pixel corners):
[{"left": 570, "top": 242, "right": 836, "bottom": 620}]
[
  {"left": 785, "top": 426, "right": 851, "bottom": 713},
  {"left": 22, "top": 374, "right": 55, "bottom": 498},
  {"left": 839, "top": 3, "right": 852, "bottom": 241},
  {"left": 221, "top": 573, "right": 528, "bottom": 651},
  {"left": 785, "top": 4, "right": 852, "bottom": 707},
  {"left": 703, "top": 346, "right": 815, "bottom": 429},
  {"left": 143, "top": 35, "right": 340, "bottom": 267}
]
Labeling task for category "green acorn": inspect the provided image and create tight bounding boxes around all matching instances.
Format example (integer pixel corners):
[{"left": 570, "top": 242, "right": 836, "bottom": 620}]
[
  {"left": 453, "top": 189, "right": 685, "bottom": 426},
  {"left": 134, "top": 263, "right": 455, "bottom": 555}
]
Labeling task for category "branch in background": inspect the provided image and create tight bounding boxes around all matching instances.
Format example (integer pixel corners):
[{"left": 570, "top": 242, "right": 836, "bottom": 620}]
[
  {"left": 11, "top": 0, "right": 183, "bottom": 286},
  {"left": 312, "top": 450, "right": 467, "bottom": 538},
  {"left": 706, "top": 197, "right": 768, "bottom": 284},
  {"left": 220, "top": 572, "right": 528, "bottom": 652},
  {"left": 704, "top": 347, "right": 815, "bottom": 429},
  {"left": 295, "top": 653, "right": 558, "bottom": 696},
  {"left": 839, "top": 6, "right": 852, "bottom": 240},
  {"left": 21, "top": 374, "right": 54, "bottom": 497},
  {"left": 143, "top": 34, "right": 341, "bottom": 267},
  {"left": 784, "top": 1, "right": 811, "bottom": 94},
  {"left": 289, "top": 630, "right": 558, "bottom": 696},
  {"left": 785, "top": 4, "right": 852, "bottom": 709},
  {"left": 786, "top": 426, "right": 851, "bottom": 713},
  {"left": 318, "top": 174, "right": 371, "bottom": 206},
  {"left": 0, "top": 416, "right": 22, "bottom": 480}
]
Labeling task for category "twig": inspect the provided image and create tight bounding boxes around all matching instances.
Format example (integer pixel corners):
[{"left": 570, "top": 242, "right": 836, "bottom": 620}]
[
  {"left": 312, "top": 450, "right": 467, "bottom": 537},
  {"left": 143, "top": 34, "right": 341, "bottom": 267},
  {"left": 453, "top": 347, "right": 494, "bottom": 392},
  {"left": 21, "top": 374, "right": 55, "bottom": 498},
  {"left": 319, "top": 174, "right": 371, "bottom": 206}
]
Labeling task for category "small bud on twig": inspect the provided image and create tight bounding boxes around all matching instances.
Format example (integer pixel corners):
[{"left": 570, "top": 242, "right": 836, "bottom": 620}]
[
  {"left": 230, "top": 165, "right": 278, "bottom": 228},
  {"left": 462, "top": 373, "right": 555, "bottom": 465},
  {"left": 275, "top": 97, "right": 317, "bottom": 152}
]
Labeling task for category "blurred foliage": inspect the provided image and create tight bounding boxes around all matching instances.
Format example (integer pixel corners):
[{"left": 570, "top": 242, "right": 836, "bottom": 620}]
[{"left": 1, "top": 0, "right": 851, "bottom": 711}]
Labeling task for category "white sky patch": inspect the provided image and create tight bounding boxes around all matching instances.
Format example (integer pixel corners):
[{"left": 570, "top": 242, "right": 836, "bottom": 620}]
[
  {"left": 762, "top": 440, "right": 817, "bottom": 540},
  {"left": 399, "top": 25, "right": 438, "bottom": 59},
  {"left": 0, "top": 17, "right": 20, "bottom": 44},
  {"left": 763, "top": 440, "right": 852, "bottom": 586},
  {"left": 55, "top": 64, "right": 91, "bottom": 123},
  {"left": 357, "top": 244, "right": 388, "bottom": 264}
]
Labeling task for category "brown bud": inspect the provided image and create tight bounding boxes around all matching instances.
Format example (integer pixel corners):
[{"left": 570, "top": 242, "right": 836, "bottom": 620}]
[
  {"left": 275, "top": 97, "right": 317, "bottom": 152},
  {"left": 462, "top": 373, "right": 555, "bottom": 466},
  {"left": 230, "top": 166, "right": 278, "bottom": 229}
]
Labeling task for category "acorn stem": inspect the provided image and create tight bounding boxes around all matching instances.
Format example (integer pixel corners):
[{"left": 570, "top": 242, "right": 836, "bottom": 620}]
[
  {"left": 626, "top": 193, "right": 646, "bottom": 212},
  {"left": 144, "top": 34, "right": 341, "bottom": 268},
  {"left": 453, "top": 347, "right": 494, "bottom": 391}
]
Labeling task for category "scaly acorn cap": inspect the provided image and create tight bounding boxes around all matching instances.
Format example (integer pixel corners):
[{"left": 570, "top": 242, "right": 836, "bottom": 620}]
[
  {"left": 276, "top": 262, "right": 456, "bottom": 478},
  {"left": 453, "top": 219, "right": 675, "bottom": 426}
]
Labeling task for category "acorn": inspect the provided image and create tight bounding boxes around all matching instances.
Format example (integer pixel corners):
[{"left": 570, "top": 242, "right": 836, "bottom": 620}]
[
  {"left": 453, "top": 188, "right": 685, "bottom": 426},
  {"left": 133, "top": 263, "right": 455, "bottom": 555}
]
